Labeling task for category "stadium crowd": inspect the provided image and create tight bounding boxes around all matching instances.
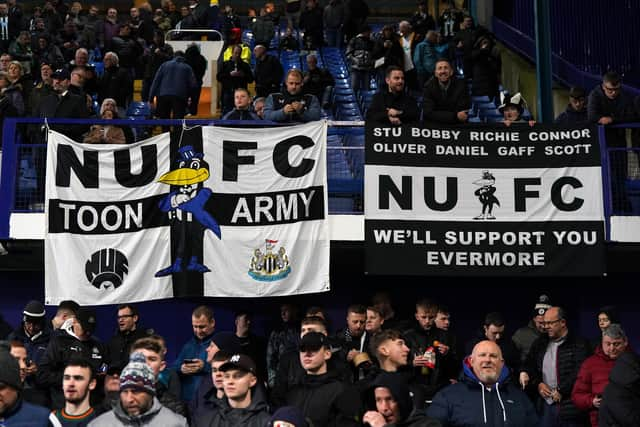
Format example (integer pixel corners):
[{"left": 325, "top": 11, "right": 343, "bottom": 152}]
[{"left": 0, "top": 297, "right": 636, "bottom": 426}]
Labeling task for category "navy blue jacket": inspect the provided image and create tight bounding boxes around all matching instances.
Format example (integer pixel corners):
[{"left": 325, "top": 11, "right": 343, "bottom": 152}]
[
  {"left": 427, "top": 359, "right": 538, "bottom": 427},
  {"left": 554, "top": 105, "right": 588, "bottom": 124},
  {"left": 149, "top": 56, "right": 198, "bottom": 100},
  {"left": 0, "top": 398, "right": 53, "bottom": 426}
]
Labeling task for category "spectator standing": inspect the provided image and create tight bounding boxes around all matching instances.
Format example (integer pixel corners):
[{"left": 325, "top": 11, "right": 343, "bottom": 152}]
[
  {"left": 438, "top": 0, "right": 463, "bottom": 43},
  {"left": 465, "top": 312, "right": 519, "bottom": 373},
  {"left": 0, "top": 346, "right": 54, "bottom": 426},
  {"left": 234, "top": 311, "right": 267, "bottom": 381},
  {"left": 217, "top": 45, "right": 254, "bottom": 114},
  {"left": 284, "top": 332, "right": 348, "bottom": 427},
  {"left": 519, "top": 306, "right": 592, "bottom": 427},
  {"left": 343, "top": 0, "right": 369, "bottom": 42},
  {"left": 253, "top": 44, "right": 283, "bottom": 98},
  {"left": 345, "top": 24, "right": 374, "bottom": 91},
  {"left": 572, "top": 324, "right": 630, "bottom": 427},
  {"left": 427, "top": 340, "right": 538, "bottom": 427},
  {"left": 422, "top": 58, "right": 470, "bottom": 125},
  {"left": 0, "top": 2, "right": 18, "bottom": 54},
  {"left": 97, "top": 52, "right": 133, "bottom": 111},
  {"left": 555, "top": 86, "right": 588, "bottom": 124},
  {"left": 284, "top": 0, "right": 303, "bottom": 30},
  {"left": 323, "top": 0, "right": 345, "bottom": 48},
  {"left": 414, "top": 30, "right": 440, "bottom": 89},
  {"left": 149, "top": 51, "right": 197, "bottom": 120},
  {"left": 51, "top": 358, "right": 98, "bottom": 426},
  {"left": 33, "top": 35, "right": 64, "bottom": 71},
  {"left": 279, "top": 27, "right": 300, "bottom": 51},
  {"left": 195, "top": 354, "right": 270, "bottom": 427},
  {"left": 102, "top": 8, "right": 119, "bottom": 51},
  {"left": 7, "top": 300, "right": 50, "bottom": 380},
  {"left": 37, "top": 307, "right": 108, "bottom": 409},
  {"left": 33, "top": 67, "right": 89, "bottom": 141},
  {"left": 409, "top": 0, "right": 436, "bottom": 40},
  {"left": 598, "top": 351, "right": 640, "bottom": 427},
  {"left": 372, "top": 25, "right": 404, "bottom": 90},
  {"left": 267, "top": 304, "right": 300, "bottom": 389},
  {"left": 110, "top": 23, "right": 143, "bottom": 77},
  {"left": 366, "top": 66, "right": 418, "bottom": 125},
  {"left": 51, "top": 300, "right": 80, "bottom": 331},
  {"left": 141, "top": 30, "right": 173, "bottom": 102},
  {"left": 107, "top": 305, "right": 151, "bottom": 371},
  {"left": 250, "top": 8, "right": 275, "bottom": 49},
  {"left": 398, "top": 21, "right": 418, "bottom": 91},
  {"left": 512, "top": 295, "right": 551, "bottom": 366},
  {"left": 184, "top": 43, "right": 207, "bottom": 116},
  {"left": 299, "top": 0, "right": 323, "bottom": 50},
  {"left": 471, "top": 34, "right": 501, "bottom": 101},
  {"left": 173, "top": 306, "right": 216, "bottom": 402}
]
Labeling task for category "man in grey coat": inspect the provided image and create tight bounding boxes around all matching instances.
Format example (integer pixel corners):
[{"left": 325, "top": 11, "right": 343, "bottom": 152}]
[{"left": 89, "top": 352, "right": 188, "bottom": 427}]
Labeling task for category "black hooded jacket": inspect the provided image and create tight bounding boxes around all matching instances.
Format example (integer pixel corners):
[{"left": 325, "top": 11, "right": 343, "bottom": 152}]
[
  {"left": 285, "top": 369, "right": 347, "bottom": 427},
  {"left": 599, "top": 351, "right": 640, "bottom": 427},
  {"left": 195, "top": 386, "right": 270, "bottom": 427},
  {"left": 366, "top": 372, "right": 442, "bottom": 427}
]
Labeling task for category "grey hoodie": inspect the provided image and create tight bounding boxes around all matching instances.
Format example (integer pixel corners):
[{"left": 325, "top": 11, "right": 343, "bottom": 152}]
[{"left": 88, "top": 396, "right": 188, "bottom": 427}]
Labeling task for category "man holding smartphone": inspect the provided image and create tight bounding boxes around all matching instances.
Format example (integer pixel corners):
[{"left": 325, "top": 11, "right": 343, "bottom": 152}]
[{"left": 173, "top": 306, "right": 216, "bottom": 402}]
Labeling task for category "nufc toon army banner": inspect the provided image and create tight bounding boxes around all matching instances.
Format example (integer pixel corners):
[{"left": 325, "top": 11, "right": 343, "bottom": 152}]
[
  {"left": 365, "top": 124, "right": 606, "bottom": 276},
  {"left": 45, "top": 122, "right": 330, "bottom": 305}
]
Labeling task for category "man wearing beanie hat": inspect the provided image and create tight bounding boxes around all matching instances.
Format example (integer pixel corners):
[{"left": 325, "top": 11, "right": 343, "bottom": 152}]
[
  {"left": 89, "top": 352, "right": 188, "bottom": 426},
  {"left": 512, "top": 295, "right": 552, "bottom": 365},
  {"left": 269, "top": 406, "right": 309, "bottom": 427},
  {"left": 194, "top": 354, "right": 270, "bottom": 427},
  {"left": 0, "top": 346, "right": 54, "bottom": 426},
  {"left": 38, "top": 307, "right": 109, "bottom": 409},
  {"left": 7, "top": 300, "right": 52, "bottom": 398}
]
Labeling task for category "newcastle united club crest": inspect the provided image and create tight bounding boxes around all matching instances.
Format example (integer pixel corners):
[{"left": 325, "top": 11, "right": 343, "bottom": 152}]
[{"left": 249, "top": 239, "right": 291, "bottom": 282}]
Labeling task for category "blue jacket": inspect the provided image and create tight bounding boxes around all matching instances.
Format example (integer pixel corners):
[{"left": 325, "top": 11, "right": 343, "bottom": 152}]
[
  {"left": 149, "top": 56, "right": 198, "bottom": 100},
  {"left": 0, "top": 399, "right": 53, "bottom": 426},
  {"left": 414, "top": 39, "right": 438, "bottom": 76},
  {"left": 554, "top": 105, "right": 588, "bottom": 124},
  {"left": 173, "top": 333, "right": 214, "bottom": 402},
  {"left": 427, "top": 358, "right": 538, "bottom": 427}
]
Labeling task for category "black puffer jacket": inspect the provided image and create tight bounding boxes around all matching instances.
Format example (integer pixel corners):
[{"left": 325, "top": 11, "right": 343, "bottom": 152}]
[
  {"left": 599, "top": 351, "right": 640, "bottom": 427},
  {"left": 523, "top": 332, "right": 591, "bottom": 423}
]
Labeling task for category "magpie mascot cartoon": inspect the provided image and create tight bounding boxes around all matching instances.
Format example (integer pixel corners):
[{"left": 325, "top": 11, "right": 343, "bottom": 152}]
[
  {"left": 155, "top": 145, "right": 221, "bottom": 277},
  {"left": 473, "top": 170, "right": 500, "bottom": 220}
]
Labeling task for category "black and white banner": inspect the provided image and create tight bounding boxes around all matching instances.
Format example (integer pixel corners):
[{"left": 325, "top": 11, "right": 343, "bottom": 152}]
[
  {"left": 365, "top": 124, "right": 606, "bottom": 276},
  {"left": 45, "top": 122, "right": 330, "bottom": 304}
]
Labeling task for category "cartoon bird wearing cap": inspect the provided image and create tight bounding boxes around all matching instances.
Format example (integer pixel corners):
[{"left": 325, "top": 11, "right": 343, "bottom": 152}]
[
  {"left": 155, "top": 145, "right": 221, "bottom": 277},
  {"left": 473, "top": 170, "right": 500, "bottom": 220}
]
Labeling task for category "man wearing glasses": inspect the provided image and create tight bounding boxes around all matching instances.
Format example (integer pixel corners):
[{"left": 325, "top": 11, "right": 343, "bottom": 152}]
[
  {"left": 107, "top": 304, "right": 152, "bottom": 370},
  {"left": 587, "top": 71, "right": 636, "bottom": 213},
  {"left": 519, "top": 306, "right": 592, "bottom": 427}
]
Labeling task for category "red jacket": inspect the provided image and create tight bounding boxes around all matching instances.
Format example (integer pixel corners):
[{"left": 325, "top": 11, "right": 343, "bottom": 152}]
[{"left": 571, "top": 345, "right": 621, "bottom": 427}]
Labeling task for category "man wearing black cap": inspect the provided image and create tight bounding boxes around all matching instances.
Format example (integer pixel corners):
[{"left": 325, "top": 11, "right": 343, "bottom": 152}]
[
  {"left": 0, "top": 344, "right": 54, "bottom": 425},
  {"left": 285, "top": 331, "right": 348, "bottom": 427},
  {"left": 555, "top": 87, "right": 588, "bottom": 124},
  {"left": 32, "top": 66, "right": 89, "bottom": 141},
  {"left": 195, "top": 354, "right": 270, "bottom": 427},
  {"left": 38, "top": 306, "right": 109, "bottom": 409},
  {"left": 512, "top": 295, "right": 551, "bottom": 366}
]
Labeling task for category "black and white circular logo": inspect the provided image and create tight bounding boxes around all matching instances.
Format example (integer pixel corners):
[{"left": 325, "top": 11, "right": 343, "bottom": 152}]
[{"left": 85, "top": 248, "right": 129, "bottom": 290}]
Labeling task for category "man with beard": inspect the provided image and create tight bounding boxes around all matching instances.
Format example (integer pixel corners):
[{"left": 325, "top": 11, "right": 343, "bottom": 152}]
[
  {"left": 427, "top": 340, "right": 538, "bottom": 426},
  {"left": 89, "top": 353, "right": 188, "bottom": 427},
  {"left": 107, "top": 304, "right": 151, "bottom": 371},
  {"left": 366, "top": 66, "right": 418, "bottom": 125},
  {"left": 51, "top": 358, "right": 97, "bottom": 426},
  {"left": 422, "top": 58, "right": 470, "bottom": 125}
]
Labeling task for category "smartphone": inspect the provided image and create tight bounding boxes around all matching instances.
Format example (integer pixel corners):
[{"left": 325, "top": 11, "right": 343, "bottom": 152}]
[
  {"left": 26, "top": 359, "right": 33, "bottom": 367},
  {"left": 183, "top": 358, "right": 199, "bottom": 364}
]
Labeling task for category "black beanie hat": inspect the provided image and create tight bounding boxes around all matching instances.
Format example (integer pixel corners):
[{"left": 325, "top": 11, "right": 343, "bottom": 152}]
[{"left": 0, "top": 346, "right": 22, "bottom": 391}]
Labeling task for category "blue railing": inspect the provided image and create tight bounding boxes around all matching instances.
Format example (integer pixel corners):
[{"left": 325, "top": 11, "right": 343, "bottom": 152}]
[
  {"left": 2, "top": 118, "right": 640, "bottom": 241},
  {"left": 493, "top": 0, "right": 640, "bottom": 95}
]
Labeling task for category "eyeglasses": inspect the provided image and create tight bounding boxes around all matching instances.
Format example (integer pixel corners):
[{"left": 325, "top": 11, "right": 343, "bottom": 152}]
[
  {"left": 117, "top": 314, "right": 134, "bottom": 320},
  {"left": 541, "top": 319, "right": 562, "bottom": 326}
]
